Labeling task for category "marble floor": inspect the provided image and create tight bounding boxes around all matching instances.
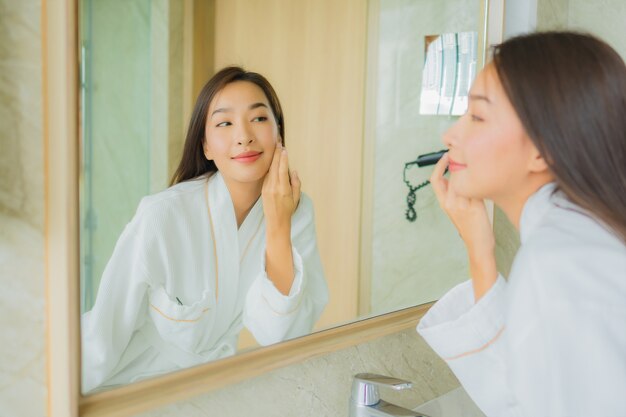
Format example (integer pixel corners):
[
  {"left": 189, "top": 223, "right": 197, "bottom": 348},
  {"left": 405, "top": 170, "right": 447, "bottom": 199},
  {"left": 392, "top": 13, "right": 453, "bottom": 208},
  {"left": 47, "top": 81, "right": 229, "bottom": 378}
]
[{"left": 0, "top": 212, "right": 46, "bottom": 416}]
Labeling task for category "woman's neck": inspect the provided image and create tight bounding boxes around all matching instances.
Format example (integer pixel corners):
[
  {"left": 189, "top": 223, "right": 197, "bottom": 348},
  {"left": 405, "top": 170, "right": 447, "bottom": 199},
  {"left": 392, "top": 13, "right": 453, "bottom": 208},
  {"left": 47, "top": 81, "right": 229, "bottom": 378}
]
[
  {"left": 222, "top": 177, "right": 263, "bottom": 228},
  {"left": 495, "top": 176, "right": 553, "bottom": 230}
]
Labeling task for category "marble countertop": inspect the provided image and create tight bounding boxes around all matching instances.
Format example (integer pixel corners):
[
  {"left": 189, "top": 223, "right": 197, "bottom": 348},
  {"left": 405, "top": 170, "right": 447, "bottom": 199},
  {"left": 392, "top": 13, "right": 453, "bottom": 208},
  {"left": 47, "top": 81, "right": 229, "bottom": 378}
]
[{"left": 413, "top": 387, "right": 486, "bottom": 417}]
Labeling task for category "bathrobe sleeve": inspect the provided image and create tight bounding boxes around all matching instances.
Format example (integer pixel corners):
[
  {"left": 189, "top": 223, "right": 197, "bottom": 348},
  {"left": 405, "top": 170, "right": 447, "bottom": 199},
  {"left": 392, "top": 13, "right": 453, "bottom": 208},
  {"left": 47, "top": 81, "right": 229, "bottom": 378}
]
[
  {"left": 417, "top": 242, "right": 626, "bottom": 417},
  {"left": 417, "top": 275, "right": 516, "bottom": 417},
  {"left": 243, "top": 194, "right": 329, "bottom": 346},
  {"left": 81, "top": 199, "right": 154, "bottom": 393}
]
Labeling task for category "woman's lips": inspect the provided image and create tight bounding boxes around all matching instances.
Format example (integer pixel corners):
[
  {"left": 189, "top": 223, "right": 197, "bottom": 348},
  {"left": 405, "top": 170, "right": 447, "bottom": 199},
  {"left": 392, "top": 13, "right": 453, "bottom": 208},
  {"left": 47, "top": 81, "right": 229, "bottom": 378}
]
[
  {"left": 232, "top": 151, "right": 262, "bottom": 163},
  {"left": 448, "top": 157, "right": 467, "bottom": 172}
]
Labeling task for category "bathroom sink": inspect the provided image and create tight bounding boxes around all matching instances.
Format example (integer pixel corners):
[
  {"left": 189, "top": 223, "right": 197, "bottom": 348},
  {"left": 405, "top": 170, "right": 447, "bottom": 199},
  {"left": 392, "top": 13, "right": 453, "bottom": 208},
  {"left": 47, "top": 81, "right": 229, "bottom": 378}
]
[{"left": 413, "top": 387, "right": 486, "bottom": 417}]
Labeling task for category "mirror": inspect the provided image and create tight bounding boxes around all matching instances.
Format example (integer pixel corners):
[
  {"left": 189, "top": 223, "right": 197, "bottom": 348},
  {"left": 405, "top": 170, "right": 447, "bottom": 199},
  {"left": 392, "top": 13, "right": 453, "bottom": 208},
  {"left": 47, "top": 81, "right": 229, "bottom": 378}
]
[{"left": 78, "top": 0, "right": 487, "bottom": 395}]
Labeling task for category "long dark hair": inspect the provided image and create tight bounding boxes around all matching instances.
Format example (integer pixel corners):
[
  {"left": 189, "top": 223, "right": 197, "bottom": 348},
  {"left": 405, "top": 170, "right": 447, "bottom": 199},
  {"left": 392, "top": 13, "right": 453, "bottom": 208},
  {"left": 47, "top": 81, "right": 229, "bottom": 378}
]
[
  {"left": 171, "top": 66, "right": 285, "bottom": 185},
  {"left": 492, "top": 31, "right": 626, "bottom": 244}
]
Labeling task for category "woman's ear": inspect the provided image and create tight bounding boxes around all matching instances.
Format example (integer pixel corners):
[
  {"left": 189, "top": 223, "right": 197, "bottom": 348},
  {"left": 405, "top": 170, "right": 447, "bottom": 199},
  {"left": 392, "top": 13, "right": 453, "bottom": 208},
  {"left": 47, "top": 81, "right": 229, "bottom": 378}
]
[{"left": 527, "top": 144, "right": 549, "bottom": 173}]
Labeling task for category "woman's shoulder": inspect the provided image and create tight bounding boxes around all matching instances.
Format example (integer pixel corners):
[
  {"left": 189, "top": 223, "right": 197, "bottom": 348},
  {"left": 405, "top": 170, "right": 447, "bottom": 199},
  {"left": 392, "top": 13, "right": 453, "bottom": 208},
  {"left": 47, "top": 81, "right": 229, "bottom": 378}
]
[
  {"left": 513, "top": 195, "right": 626, "bottom": 298},
  {"left": 533, "top": 192, "right": 624, "bottom": 254},
  {"left": 124, "top": 177, "right": 209, "bottom": 233},
  {"left": 136, "top": 176, "right": 207, "bottom": 215}
]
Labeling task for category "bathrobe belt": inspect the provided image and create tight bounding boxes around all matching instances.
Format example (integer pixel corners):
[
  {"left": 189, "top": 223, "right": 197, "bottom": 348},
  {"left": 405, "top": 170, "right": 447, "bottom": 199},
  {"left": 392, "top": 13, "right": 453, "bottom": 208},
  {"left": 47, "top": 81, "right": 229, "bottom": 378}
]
[{"left": 140, "top": 320, "right": 237, "bottom": 369}]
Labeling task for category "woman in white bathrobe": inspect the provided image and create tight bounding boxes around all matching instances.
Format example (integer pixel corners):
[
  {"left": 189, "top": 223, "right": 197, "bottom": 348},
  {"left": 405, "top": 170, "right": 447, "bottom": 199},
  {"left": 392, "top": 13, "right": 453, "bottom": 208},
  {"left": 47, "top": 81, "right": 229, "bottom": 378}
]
[
  {"left": 81, "top": 67, "right": 329, "bottom": 392},
  {"left": 417, "top": 32, "right": 626, "bottom": 416}
]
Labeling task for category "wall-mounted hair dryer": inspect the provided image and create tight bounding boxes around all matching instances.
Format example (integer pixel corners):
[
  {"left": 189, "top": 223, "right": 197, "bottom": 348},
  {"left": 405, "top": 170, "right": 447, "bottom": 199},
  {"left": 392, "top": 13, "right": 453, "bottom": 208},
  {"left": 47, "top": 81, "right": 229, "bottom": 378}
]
[
  {"left": 403, "top": 149, "right": 448, "bottom": 222},
  {"left": 414, "top": 149, "right": 448, "bottom": 167}
]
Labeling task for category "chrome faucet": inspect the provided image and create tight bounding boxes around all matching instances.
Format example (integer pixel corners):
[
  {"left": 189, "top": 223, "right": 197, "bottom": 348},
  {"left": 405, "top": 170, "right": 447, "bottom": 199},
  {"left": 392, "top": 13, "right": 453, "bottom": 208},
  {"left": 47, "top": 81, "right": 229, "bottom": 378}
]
[{"left": 349, "top": 373, "right": 431, "bottom": 417}]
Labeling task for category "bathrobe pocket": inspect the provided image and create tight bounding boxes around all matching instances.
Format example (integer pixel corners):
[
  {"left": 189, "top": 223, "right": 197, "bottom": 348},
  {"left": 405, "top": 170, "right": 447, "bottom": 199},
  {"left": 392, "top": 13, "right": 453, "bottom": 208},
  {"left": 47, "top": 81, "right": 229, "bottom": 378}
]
[{"left": 148, "top": 285, "right": 213, "bottom": 353}]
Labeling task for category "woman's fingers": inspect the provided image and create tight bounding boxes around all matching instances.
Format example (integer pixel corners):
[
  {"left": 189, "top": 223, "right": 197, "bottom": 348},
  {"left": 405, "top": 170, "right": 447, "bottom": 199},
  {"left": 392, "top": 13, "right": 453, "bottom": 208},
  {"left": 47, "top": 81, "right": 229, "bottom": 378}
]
[
  {"left": 261, "top": 144, "right": 300, "bottom": 230},
  {"left": 267, "top": 142, "right": 282, "bottom": 181},
  {"left": 430, "top": 152, "right": 449, "bottom": 205},
  {"left": 291, "top": 170, "right": 301, "bottom": 208},
  {"left": 429, "top": 153, "right": 467, "bottom": 217},
  {"left": 262, "top": 142, "right": 298, "bottom": 204},
  {"left": 278, "top": 147, "right": 290, "bottom": 189}
]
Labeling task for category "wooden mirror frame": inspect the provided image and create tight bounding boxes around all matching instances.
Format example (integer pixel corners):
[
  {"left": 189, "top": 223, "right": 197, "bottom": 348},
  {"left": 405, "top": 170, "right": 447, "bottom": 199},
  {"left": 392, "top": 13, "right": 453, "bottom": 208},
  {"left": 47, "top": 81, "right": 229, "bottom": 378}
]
[{"left": 43, "top": 0, "right": 502, "bottom": 416}]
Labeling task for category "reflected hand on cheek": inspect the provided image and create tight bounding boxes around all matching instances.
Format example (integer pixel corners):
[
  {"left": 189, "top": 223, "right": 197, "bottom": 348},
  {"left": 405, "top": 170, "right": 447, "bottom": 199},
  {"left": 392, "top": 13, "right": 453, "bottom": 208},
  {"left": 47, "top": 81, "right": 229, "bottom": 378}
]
[
  {"left": 262, "top": 143, "right": 301, "bottom": 223},
  {"left": 261, "top": 141, "right": 301, "bottom": 295}
]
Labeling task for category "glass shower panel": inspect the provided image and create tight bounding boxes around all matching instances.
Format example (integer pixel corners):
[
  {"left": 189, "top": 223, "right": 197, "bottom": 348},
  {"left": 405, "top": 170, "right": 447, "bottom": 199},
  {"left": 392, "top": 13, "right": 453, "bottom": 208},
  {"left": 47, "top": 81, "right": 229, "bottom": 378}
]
[
  {"left": 80, "top": 0, "right": 153, "bottom": 313},
  {"left": 367, "top": 0, "right": 482, "bottom": 315}
]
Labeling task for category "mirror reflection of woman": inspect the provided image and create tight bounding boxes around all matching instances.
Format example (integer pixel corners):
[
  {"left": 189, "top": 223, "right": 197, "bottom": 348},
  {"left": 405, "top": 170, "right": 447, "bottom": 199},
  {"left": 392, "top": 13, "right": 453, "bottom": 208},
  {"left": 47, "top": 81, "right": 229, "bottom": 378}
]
[
  {"left": 82, "top": 67, "right": 328, "bottom": 393},
  {"left": 418, "top": 31, "right": 626, "bottom": 416}
]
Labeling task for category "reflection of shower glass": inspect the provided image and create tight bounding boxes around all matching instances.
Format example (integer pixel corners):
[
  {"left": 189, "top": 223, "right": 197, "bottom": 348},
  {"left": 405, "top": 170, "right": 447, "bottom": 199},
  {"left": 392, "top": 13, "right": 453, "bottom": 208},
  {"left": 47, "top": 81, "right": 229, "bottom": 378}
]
[
  {"left": 79, "top": 0, "right": 153, "bottom": 313},
  {"left": 420, "top": 31, "right": 478, "bottom": 116}
]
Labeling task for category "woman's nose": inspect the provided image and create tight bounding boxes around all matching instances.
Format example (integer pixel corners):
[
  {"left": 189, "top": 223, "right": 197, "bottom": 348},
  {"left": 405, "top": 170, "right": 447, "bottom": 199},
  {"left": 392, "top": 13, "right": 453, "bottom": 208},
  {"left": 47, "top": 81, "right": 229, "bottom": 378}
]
[
  {"left": 442, "top": 118, "right": 462, "bottom": 149},
  {"left": 236, "top": 123, "right": 255, "bottom": 146},
  {"left": 237, "top": 137, "right": 254, "bottom": 146}
]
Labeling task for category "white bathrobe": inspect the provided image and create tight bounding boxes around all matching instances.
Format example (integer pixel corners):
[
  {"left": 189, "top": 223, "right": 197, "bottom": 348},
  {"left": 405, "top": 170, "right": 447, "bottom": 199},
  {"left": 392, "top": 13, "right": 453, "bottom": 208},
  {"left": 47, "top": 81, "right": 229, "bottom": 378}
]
[
  {"left": 417, "top": 183, "right": 626, "bottom": 417},
  {"left": 81, "top": 172, "right": 329, "bottom": 393}
]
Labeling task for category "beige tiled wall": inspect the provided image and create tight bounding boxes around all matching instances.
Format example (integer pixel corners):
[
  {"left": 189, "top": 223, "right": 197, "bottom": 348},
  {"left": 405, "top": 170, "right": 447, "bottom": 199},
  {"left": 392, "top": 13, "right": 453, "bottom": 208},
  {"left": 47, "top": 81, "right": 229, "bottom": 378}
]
[
  {"left": 0, "top": 1, "right": 47, "bottom": 415},
  {"left": 0, "top": 213, "right": 46, "bottom": 416},
  {"left": 567, "top": 0, "right": 626, "bottom": 59},
  {"left": 537, "top": 0, "right": 626, "bottom": 60},
  {"left": 0, "top": 0, "right": 44, "bottom": 230}
]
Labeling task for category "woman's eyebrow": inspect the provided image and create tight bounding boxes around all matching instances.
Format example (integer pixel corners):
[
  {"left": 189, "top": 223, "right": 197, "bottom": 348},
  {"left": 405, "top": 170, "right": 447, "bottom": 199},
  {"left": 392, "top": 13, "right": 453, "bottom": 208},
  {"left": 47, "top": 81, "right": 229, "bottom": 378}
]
[
  {"left": 211, "top": 102, "right": 268, "bottom": 117},
  {"left": 211, "top": 107, "right": 230, "bottom": 117},
  {"left": 249, "top": 102, "right": 268, "bottom": 110},
  {"left": 469, "top": 94, "right": 491, "bottom": 103}
]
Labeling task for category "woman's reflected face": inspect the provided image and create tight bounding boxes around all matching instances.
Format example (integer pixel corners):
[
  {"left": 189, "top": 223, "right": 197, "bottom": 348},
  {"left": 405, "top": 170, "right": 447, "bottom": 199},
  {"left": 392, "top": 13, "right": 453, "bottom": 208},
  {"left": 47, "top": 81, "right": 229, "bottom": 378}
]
[
  {"left": 203, "top": 81, "right": 280, "bottom": 186},
  {"left": 442, "top": 64, "right": 538, "bottom": 202}
]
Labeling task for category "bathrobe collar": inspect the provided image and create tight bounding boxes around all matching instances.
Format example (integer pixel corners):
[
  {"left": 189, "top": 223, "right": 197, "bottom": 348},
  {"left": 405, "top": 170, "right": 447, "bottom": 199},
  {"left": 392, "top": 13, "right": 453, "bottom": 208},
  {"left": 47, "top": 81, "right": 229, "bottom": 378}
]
[
  {"left": 519, "top": 182, "right": 557, "bottom": 244},
  {"left": 518, "top": 182, "right": 590, "bottom": 244},
  {"left": 206, "top": 172, "right": 264, "bottom": 315}
]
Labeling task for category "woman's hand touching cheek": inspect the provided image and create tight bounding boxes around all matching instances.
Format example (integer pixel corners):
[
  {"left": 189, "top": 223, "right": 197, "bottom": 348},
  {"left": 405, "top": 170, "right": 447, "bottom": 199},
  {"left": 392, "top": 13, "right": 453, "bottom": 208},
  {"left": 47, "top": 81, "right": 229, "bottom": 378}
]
[
  {"left": 262, "top": 141, "right": 301, "bottom": 233},
  {"left": 262, "top": 141, "right": 301, "bottom": 295},
  {"left": 430, "top": 153, "right": 498, "bottom": 301}
]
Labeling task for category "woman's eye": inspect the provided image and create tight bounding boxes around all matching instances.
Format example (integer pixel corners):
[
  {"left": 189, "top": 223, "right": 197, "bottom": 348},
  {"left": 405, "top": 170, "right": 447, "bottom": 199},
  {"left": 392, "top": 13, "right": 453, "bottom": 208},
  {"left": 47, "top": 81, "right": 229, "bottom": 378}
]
[
  {"left": 252, "top": 116, "right": 268, "bottom": 122},
  {"left": 216, "top": 121, "right": 231, "bottom": 127},
  {"left": 470, "top": 114, "right": 483, "bottom": 122}
]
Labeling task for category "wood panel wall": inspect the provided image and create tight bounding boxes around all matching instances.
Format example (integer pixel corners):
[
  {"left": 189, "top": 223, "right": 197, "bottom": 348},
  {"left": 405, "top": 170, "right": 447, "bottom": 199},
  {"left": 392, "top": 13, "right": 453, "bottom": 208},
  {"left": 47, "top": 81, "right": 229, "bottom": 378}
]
[{"left": 210, "top": 0, "right": 370, "bottom": 334}]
